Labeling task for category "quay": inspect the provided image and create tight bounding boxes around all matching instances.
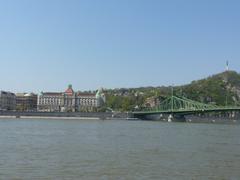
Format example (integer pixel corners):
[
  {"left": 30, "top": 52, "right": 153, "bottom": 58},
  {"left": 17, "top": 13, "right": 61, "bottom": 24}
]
[{"left": 0, "top": 111, "right": 131, "bottom": 120}]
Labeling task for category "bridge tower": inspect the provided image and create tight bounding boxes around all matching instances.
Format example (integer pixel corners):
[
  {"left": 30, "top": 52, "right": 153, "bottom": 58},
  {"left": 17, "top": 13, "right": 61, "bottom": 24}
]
[{"left": 169, "top": 86, "right": 174, "bottom": 122}]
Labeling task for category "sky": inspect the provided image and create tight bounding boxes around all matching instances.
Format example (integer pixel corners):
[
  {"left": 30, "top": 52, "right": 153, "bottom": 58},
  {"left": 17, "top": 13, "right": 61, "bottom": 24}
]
[{"left": 0, "top": 0, "right": 240, "bottom": 93}]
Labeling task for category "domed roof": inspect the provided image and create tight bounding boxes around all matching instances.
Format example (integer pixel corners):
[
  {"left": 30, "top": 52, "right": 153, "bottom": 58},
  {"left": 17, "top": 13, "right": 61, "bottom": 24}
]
[
  {"left": 96, "top": 91, "right": 101, "bottom": 98},
  {"left": 65, "top": 84, "right": 74, "bottom": 96},
  {"left": 96, "top": 88, "right": 104, "bottom": 98}
]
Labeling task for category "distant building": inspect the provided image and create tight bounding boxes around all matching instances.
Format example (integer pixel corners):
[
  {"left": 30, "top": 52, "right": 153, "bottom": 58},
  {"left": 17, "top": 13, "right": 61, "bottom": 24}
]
[
  {"left": 96, "top": 88, "right": 106, "bottom": 106},
  {"left": 16, "top": 93, "right": 38, "bottom": 111},
  {"left": 0, "top": 91, "right": 16, "bottom": 111},
  {"left": 144, "top": 96, "right": 160, "bottom": 108},
  {"left": 37, "top": 92, "right": 63, "bottom": 112},
  {"left": 76, "top": 92, "right": 97, "bottom": 110},
  {"left": 61, "top": 84, "right": 75, "bottom": 112},
  {"left": 37, "top": 85, "right": 106, "bottom": 112}
]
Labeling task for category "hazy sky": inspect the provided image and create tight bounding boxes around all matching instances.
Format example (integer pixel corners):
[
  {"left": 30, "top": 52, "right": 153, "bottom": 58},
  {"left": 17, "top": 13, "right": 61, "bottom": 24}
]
[{"left": 0, "top": 0, "right": 239, "bottom": 92}]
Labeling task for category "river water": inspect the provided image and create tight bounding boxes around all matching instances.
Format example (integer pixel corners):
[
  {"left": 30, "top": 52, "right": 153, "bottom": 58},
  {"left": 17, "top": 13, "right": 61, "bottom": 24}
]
[{"left": 0, "top": 118, "right": 239, "bottom": 180}]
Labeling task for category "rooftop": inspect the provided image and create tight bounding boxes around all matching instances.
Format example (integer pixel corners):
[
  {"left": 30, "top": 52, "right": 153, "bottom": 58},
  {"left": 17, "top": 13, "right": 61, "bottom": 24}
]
[{"left": 65, "top": 84, "right": 74, "bottom": 96}]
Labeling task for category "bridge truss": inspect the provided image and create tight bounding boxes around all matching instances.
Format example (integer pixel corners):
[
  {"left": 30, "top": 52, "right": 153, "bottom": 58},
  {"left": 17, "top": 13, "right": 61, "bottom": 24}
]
[
  {"left": 155, "top": 96, "right": 217, "bottom": 112},
  {"left": 137, "top": 95, "right": 240, "bottom": 115}
]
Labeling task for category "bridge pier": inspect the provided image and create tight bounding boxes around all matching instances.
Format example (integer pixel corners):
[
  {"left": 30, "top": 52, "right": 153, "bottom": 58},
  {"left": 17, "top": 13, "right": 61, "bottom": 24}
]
[
  {"left": 168, "top": 114, "right": 173, "bottom": 122},
  {"left": 135, "top": 113, "right": 186, "bottom": 122},
  {"left": 170, "top": 114, "right": 186, "bottom": 122}
]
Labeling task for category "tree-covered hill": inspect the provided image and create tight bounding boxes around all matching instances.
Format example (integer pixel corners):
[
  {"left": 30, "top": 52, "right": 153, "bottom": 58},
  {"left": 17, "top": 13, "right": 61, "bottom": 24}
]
[
  {"left": 104, "top": 71, "right": 240, "bottom": 111},
  {"left": 180, "top": 71, "right": 240, "bottom": 106}
]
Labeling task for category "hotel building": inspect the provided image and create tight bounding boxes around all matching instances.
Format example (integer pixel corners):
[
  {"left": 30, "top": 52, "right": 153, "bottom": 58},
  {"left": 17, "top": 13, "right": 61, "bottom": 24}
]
[{"left": 37, "top": 85, "right": 105, "bottom": 112}]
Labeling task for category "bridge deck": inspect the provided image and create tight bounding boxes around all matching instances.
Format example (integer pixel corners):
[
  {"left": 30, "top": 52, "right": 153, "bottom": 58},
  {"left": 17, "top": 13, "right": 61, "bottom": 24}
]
[{"left": 134, "top": 107, "right": 240, "bottom": 115}]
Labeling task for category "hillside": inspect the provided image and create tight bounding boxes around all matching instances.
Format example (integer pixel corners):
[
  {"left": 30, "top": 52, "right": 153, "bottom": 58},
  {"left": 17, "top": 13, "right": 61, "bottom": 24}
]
[
  {"left": 104, "top": 71, "right": 240, "bottom": 111},
  {"left": 180, "top": 71, "right": 240, "bottom": 106}
]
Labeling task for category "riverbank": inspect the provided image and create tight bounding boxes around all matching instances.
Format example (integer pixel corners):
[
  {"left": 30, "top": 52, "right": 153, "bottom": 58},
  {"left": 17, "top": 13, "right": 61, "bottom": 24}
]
[
  {"left": 0, "top": 116, "right": 101, "bottom": 120},
  {"left": 0, "top": 111, "right": 131, "bottom": 119},
  {"left": 1, "top": 111, "right": 239, "bottom": 124}
]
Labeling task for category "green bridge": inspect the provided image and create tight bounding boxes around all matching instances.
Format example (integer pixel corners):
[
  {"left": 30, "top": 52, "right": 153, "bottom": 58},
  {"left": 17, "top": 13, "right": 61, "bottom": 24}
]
[{"left": 133, "top": 95, "right": 240, "bottom": 121}]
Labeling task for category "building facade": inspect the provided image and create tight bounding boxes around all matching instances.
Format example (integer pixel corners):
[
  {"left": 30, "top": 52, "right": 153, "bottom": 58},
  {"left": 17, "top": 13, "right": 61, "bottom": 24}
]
[
  {"left": 62, "top": 85, "right": 76, "bottom": 112},
  {"left": 0, "top": 91, "right": 16, "bottom": 111},
  {"left": 16, "top": 93, "right": 38, "bottom": 111},
  {"left": 76, "top": 92, "right": 98, "bottom": 112},
  {"left": 37, "top": 85, "right": 105, "bottom": 112},
  {"left": 37, "top": 92, "right": 63, "bottom": 112}
]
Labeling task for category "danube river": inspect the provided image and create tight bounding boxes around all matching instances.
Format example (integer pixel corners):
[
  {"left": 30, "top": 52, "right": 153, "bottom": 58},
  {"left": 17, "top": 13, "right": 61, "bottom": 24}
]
[{"left": 0, "top": 118, "right": 239, "bottom": 179}]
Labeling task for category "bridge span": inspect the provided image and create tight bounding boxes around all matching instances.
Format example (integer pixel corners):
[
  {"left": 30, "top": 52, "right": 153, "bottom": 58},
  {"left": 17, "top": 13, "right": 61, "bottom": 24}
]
[{"left": 133, "top": 95, "right": 240, "bottom": 122}]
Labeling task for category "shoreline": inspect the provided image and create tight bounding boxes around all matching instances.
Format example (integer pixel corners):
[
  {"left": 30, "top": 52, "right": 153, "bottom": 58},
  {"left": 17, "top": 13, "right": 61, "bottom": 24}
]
[
  {"left": 0, "top": 116, "right": 239, "bottom": 124},
  {"left": 0, "top": 116, "right": 101, "bottom": 120},
  {"left": 0, "top": 115, "right": 139, "bottom": 121},
  {"left": 0, "top": 113, "right": 239, "bottom": 124},
  {"left": 0, "top": 111, "right": 132, "bottom": 121}
]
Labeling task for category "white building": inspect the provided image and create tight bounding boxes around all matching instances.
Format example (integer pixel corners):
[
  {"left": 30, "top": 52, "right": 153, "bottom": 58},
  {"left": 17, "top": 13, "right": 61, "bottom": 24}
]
[
  {"left": 37, "top": 92, "right": 63, "bottom": 112},
  {"left": 37, "top": 85, "right": 106, "bottom": 112},
  {"left": 76, "top": 92, "right": 99, "bottom": 112}
]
